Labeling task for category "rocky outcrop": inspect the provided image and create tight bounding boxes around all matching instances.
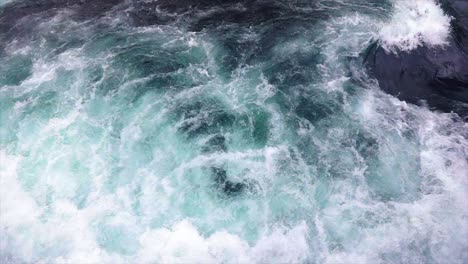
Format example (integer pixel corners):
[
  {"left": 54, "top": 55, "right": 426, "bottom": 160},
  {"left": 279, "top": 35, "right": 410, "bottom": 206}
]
[{"left": 364, "top": 0, "right": 468, "bottom": 119}]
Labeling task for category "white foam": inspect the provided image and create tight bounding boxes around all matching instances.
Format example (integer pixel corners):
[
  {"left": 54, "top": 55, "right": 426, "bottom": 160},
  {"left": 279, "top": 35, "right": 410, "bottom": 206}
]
[
  {"left": 351, "top": 89, "right": 468, "bottom": 263},
  {"left": 1, "top": 149, "right": 133, "bottom": 263},
  {"left": 0, "top": 0, "right": 13, "bottom": 6},
  {"left": 1, "top": 146, "right": 310, "bottom": 263},
  {"left": 137, "top": 220, "right": 310, "bottom": 263},
  {"left": 0, "top": 151, "right": 39, "bottom": 232},
  {"left": 379, "top": 0, "right": 452, "bottom": 52}
]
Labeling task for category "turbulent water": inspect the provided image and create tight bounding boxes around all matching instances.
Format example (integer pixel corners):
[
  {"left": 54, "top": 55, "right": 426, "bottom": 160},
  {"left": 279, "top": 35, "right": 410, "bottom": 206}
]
[{"left": 0, "top": 0, "right": 467, "bottom": 263}]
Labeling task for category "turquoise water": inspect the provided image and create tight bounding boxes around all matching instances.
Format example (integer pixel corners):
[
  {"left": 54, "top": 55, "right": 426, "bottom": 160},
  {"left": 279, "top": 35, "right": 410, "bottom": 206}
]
[{"left": 0, "top": 0, "right": 467, "bottom": 263}]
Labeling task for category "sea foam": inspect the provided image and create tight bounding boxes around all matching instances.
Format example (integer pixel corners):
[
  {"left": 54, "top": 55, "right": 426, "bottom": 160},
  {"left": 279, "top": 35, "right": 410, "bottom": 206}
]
[{"left": 379, "top": 0, "right": 452, "bottom": 52}]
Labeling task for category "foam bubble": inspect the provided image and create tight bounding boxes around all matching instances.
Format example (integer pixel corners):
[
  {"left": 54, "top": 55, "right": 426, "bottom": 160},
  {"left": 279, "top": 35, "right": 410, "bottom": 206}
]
[{"left": 379, "top": 0, "right": 452, "bottom": 52}]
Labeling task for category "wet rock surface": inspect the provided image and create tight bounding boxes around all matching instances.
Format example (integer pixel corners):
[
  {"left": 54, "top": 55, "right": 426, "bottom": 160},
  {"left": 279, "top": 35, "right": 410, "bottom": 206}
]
[{"left": 364, "top": 0, "right": 468, "bottom": 119}]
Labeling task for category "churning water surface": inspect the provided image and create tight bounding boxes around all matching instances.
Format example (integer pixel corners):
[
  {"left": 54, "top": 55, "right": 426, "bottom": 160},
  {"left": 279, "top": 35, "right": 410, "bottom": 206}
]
[{"left": 0, "top": 0, "right": 467, "bottom": 263}]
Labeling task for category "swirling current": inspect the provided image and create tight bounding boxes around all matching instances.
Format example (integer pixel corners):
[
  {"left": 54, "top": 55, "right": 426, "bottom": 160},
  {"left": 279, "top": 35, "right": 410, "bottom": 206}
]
[{"left": 0, "top": 0, "right": 467, "bottom": 263}]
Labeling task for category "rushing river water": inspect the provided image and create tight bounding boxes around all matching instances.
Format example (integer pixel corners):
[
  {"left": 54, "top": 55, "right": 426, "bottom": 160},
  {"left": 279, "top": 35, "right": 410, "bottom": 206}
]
[{"left": 0, "top": 0, "right": 467, "bottom": 263}]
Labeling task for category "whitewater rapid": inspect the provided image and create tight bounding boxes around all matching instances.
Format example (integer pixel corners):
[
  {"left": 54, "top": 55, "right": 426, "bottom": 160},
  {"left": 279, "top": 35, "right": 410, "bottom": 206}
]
[{"left": 0, "top": 0, "right": 467, "bottom": 263}]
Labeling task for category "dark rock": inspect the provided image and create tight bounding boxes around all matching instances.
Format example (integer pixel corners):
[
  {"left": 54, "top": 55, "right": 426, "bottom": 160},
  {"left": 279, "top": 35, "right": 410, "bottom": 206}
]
[{"left": 364, "top": 0, "right": 468, "bottom": 119}]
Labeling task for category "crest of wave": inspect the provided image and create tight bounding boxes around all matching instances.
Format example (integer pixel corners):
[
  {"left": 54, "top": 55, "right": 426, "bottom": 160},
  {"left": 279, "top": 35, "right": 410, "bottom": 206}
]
[{"left": 379, "top": 0, "right": 452, "bottom": 52}]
